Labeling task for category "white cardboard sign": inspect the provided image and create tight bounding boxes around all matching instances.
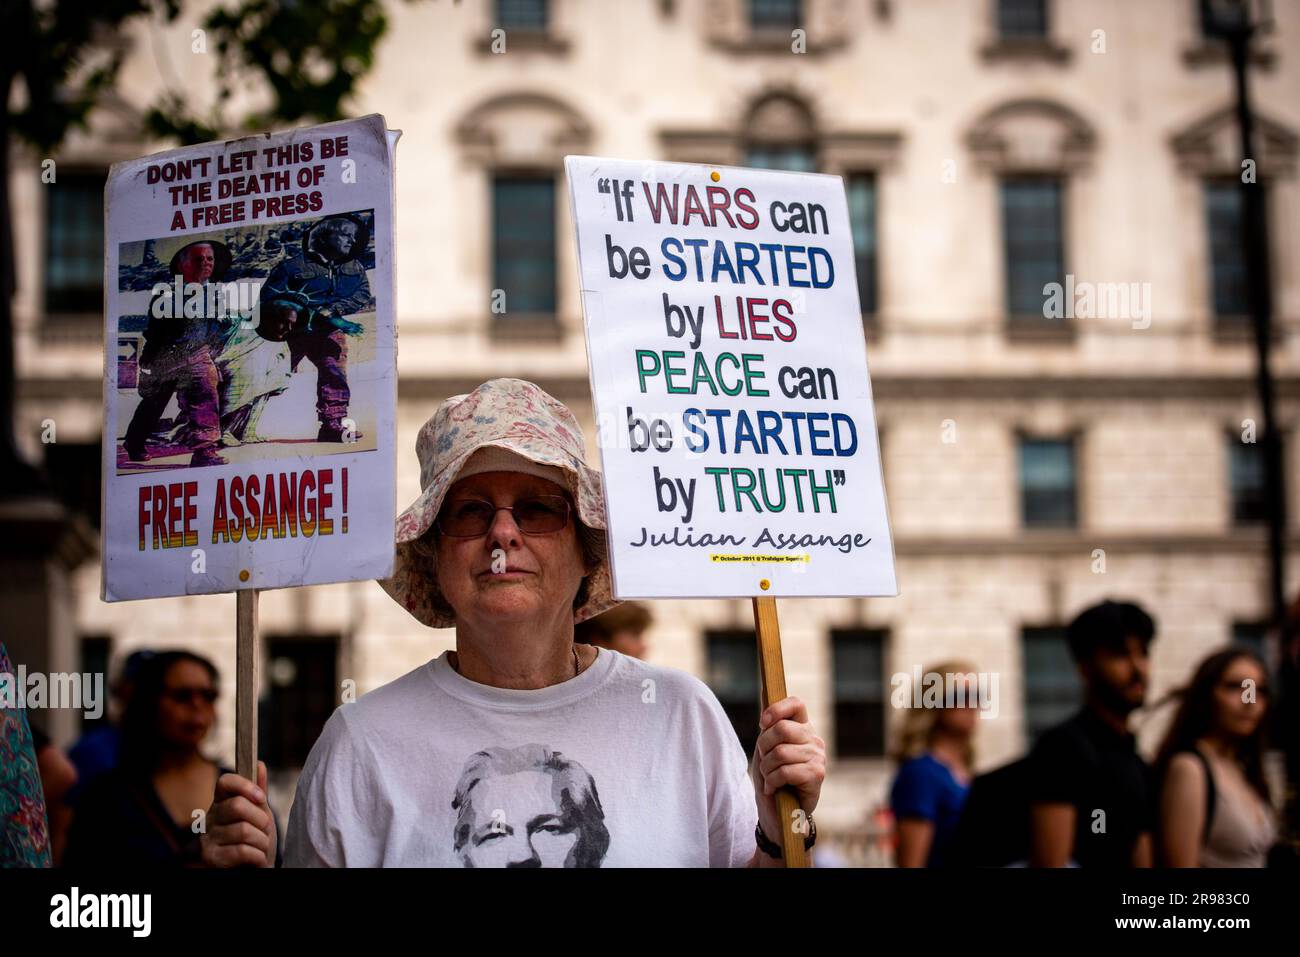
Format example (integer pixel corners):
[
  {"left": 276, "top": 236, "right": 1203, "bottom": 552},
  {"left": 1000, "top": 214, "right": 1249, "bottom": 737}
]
[
  {"left": 566, "top": 155, "right": 897, "bottom": 599},
  {"left": 101, "top": 115, "right": 399, "bottom": 601}
]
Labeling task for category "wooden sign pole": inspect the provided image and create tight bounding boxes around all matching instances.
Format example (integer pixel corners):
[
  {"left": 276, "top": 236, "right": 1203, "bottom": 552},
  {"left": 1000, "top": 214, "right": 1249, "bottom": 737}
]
[
  {"left": 236, "top": 589, "right": 260, "bottom": 782},
  {"left": 751, "top": 596, "right": 810, "bottom": 868}
]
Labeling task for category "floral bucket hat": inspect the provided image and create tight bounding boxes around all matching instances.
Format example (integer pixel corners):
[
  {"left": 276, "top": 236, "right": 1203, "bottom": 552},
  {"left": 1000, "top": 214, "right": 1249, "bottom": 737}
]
[{"left": 378, "top": 378, "right": 618, "bottom": 629}]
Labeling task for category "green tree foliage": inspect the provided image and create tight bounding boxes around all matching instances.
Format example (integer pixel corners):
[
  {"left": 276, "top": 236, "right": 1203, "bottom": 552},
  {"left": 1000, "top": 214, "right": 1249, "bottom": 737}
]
[
  {"left": 145, "top": 0, "right": 392, "bottom": 145},
  {"left": 6, "top": 0, "right": 399, "bottom": 153},
  {"left": 3, "top": 0, "right": 171, "bottom": 153}
]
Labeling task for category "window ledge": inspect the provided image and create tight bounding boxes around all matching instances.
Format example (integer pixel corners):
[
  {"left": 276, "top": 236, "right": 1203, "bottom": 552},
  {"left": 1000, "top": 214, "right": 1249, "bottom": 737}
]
[
  {"left": 1182, "top": 42, "right": 1275, "bottom": 70},
  {"left": 710, "top": 31, "right": 848, "bottom": 55},
  {"left": 1210, "top": 315, "right": 1283, "bottom": 345},
  {"left": 828, "top": 755, "right": 890, "bottom": 771},
  {"left": 979, "top": 37, "right": 1072, "bottom": 64},
  {"left": 1004, "top": 318, "right": 1077, "bottom": 343},
  {"left": 474, "top": 31, "right": 570, "bottom": 56},
  {"left": 488, "top": 314, "right": 566, "bottom": 343},
  {"left": 38, "top": 314, "right": 104, "bottom": 347}
]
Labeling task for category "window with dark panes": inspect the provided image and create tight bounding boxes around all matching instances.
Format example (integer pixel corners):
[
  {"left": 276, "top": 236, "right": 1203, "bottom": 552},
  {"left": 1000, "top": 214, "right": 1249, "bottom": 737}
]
[
  {"left": 45, "top": 170, "right": 106, "bottom": 314},
  {"left": 262, "top": 637, "right": 339, "bottom": 769},
  {"left": 831, "top": 628, "right": 886, "bottom": 757},
  {"left": 998, "top": 0, "right": 1048, "bottom": 38},
  {"left": 1197, "top": 0, "right": 1214, "bottom": 36},
  {"left": 1002, "top": 177, "right": 1065, "bottom": 320},
  {"left": 496, "top": 0, "right": 547, "bottom": 31},
  {"left": 1232, "top": 620, "right": 1267, "bottom": 659},
  {"left": 1019, "top": 437, "right": 1077, "bottom": 528},
  {"left": 1204, "top": 180, "right": 1268, "bottom": 320},
  {"left": 1198, "top": 0, "right": 1249, "bottom": 38},
  {"left": 44, "top": 441, "right": 102, "bottom": 529},
  {"left": 749, "top": 0, "right": 803, "bottom": 32},
  {"left": 492, "top": 175, "right": 556, "bottom": 316},
  {"left": 847, "top": 173, "right": 878, "bottom": 316},
  {"left": 1228, "top": 434, "right": 1267, "bottom": 525},
  {"left": 1022, "top": 626, "right": 1080, "bottom": 742},
  {"left": 744, "top": 145, "right": 817, "bottom": 174},
  {"left": 705, "top": 629, "right": 760, "bottom": 758}
]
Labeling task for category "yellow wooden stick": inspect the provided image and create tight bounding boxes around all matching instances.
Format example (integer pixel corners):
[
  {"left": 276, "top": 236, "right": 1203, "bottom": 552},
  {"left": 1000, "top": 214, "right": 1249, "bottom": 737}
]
[
  {"left": 236, "top": 589, "right": 260, "bottom": 782},
  {"left": 752, "top": 596, "right": 810, "bottom": 868}
]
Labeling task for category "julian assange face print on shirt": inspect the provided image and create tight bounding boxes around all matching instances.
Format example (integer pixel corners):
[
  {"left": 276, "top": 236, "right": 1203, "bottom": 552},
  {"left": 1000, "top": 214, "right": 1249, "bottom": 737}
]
[{"left": 450, "top": 743, "right": 610, "bottom": 867}]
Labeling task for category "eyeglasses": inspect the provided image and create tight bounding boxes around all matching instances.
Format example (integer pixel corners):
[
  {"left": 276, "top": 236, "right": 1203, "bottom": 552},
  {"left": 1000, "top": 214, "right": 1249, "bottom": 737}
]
[
  {"left": 436, "top": 495, "right": 572, "bottom": 538},
  {"left": 164, "top": 686, "right": 218, "bottom": 705}
]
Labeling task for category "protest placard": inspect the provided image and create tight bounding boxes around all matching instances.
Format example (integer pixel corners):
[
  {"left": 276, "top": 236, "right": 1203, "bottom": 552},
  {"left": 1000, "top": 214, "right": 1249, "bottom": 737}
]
[
  {"left": 100, "top": 115, "right": 399, "bottom": 602},
  {"left": 565, "top": 156, "right": 897, "bottom": 601}
]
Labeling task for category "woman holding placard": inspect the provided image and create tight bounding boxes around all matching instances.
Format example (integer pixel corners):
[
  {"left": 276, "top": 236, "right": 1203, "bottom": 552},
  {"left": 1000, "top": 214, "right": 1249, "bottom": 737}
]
[{"left": 201, "top": 378, "right": 825, "bottom": 867}]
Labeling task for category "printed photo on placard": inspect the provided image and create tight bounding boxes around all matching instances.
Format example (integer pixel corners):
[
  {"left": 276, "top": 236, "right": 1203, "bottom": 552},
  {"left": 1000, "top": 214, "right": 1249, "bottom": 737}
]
[{"left": 112, "top": 209, "right": 380, "bottom": 474}]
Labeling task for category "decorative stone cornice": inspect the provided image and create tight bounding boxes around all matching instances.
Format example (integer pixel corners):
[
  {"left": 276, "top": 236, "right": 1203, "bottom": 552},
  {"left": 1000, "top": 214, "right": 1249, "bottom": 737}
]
[
  {"left": 1170, "top": 105, "right": 1298, "bottom": 177},
  {"left": 455, "top": 92, "right": 591, "bottom": 166},
  {"left": 966, "top": 98, "right": 1097, "bottom": 173}
]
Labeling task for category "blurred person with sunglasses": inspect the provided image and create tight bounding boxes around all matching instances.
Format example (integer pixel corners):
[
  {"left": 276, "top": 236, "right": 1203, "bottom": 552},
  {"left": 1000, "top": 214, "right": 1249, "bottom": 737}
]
[{"left": 65, "top": 651, "right": 280, "bottom": 867}]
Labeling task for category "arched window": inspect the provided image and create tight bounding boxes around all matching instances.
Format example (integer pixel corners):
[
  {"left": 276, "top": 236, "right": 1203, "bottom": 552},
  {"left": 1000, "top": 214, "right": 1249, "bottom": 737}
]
[
  {"left": 1170, "top": 106, "right": 1295, "bottom": 335},
  {"left": 743, "top": 93, "right": 818, "bottom": 172},
  {"left": 457, "top": 93, "right": 592, "bottom": 333},
  {"left": 661, "top": 90, "right": 901, "bottom": 324},
  {"left": 967, "top": 99, "right": 1097, "bottom": 333}
]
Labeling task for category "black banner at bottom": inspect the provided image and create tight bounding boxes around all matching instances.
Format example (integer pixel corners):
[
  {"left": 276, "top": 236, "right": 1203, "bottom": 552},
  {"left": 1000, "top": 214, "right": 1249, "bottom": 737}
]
[{"left": 2, "top": 865, "right": 1289, "bottom": 942}]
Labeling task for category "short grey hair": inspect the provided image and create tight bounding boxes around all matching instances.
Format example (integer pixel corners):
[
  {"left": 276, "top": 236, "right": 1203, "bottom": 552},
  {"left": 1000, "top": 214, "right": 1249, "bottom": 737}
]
[{"left": 309, "top": 217, "right": 358, "bottom": 253}]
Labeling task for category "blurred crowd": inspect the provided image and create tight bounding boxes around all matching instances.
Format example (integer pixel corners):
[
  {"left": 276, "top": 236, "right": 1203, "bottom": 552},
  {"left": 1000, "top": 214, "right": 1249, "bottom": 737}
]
[
  {"left": 2, "top": 596, "right": 1290, "bottom": 868},
  {"left": 890, "top": 600, "right": 1287, "bottom": 869}
]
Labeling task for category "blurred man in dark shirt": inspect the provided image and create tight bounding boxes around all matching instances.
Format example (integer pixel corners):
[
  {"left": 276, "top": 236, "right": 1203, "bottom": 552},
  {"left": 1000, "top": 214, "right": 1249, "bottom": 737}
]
[{"left": 1029, "top": 600, "right": 1157, "bottom": 867}]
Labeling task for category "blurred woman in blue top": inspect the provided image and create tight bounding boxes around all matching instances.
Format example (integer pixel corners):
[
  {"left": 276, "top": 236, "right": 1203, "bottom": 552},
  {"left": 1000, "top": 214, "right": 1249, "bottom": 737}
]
[{"left": 889, "top": 661, "right": 979, "bottom": 867}]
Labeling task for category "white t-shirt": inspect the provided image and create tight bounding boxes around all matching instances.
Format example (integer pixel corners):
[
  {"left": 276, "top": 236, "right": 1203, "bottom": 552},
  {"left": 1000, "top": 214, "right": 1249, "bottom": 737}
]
[{"left": 283, "top": 648, "right": 759, "bottom": 867}]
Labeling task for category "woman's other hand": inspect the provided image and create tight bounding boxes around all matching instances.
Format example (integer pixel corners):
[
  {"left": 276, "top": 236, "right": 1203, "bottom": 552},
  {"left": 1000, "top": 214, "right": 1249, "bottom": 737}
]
[{"left": 751, "top": 696, "right": 826, "bottom": 845}]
